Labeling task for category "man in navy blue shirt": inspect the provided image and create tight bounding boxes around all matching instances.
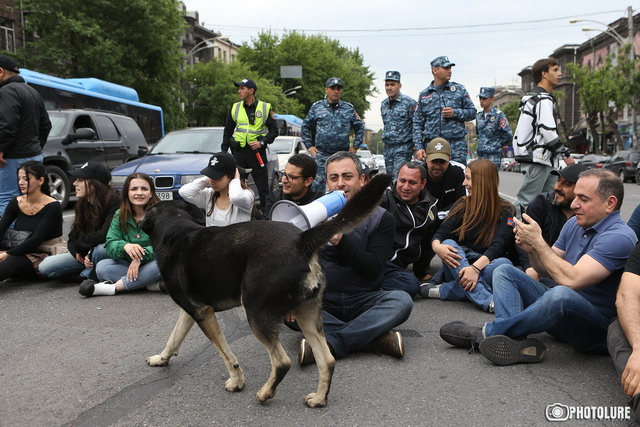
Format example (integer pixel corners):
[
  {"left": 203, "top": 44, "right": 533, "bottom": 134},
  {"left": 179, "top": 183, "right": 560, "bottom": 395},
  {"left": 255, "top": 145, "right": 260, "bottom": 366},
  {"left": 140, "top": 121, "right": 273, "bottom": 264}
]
[{"left": 440, "top": 169, "right": 637, "bottom": 365}]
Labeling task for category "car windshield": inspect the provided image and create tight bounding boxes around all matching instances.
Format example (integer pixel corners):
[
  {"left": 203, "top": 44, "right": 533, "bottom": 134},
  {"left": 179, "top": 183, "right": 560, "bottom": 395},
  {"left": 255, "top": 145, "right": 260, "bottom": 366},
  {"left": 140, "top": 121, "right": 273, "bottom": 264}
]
[
  {"left": 581, "top": 154, "right": 609, "bottom": 163},
  {"left": 270, "top": 138, "right": 295, "bottom": 154},
  {"left": 47, "top": 113, "right": 69, "bottom": 138},
  {"left": 151, "top": 129, "right": 223, "bottom": 154}
]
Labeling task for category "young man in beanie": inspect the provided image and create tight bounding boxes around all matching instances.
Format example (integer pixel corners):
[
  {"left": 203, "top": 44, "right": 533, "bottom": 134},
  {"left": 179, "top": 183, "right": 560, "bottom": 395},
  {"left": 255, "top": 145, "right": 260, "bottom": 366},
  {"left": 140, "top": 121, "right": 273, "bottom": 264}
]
[
  {"left": 222, "top": 78, "right": 278, "bottom": 213},
  {"left": 0, "top": 55, "right": 52, "bottom": 217}
]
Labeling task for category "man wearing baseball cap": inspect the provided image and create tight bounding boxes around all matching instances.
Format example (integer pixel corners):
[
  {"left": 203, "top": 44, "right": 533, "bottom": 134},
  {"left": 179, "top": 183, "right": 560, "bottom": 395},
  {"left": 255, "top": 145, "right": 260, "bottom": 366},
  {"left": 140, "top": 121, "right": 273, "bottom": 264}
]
[
  {"left": 380, "top": 71, "right": 417, "bottom": 178},
  {"left": 424, "top": 138, "right": 466, "bottom": 219},
  {"left": 0, "top": 54, "right": 52, "bottom": 217},
  {"left": 476, "top": 86, "right": 512, "bottom": 169},
  {"left": 302, "top": 77, "right": 364, "bottom": 192},
  {"left": 222, "top": 78, "right": 278, "bottom": 213},
  {"left": 413, "top": 56, "right": 475, "bottom": 166}
]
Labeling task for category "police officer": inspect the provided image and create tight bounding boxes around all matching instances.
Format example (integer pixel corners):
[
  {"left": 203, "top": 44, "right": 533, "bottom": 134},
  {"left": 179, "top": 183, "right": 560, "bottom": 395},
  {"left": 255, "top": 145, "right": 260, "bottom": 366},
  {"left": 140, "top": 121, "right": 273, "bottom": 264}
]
[
  {"left": 413, "top": 56, "right": 476, "bottom": 165},
  {"left": 380, "top": 71, "right": 417, "bottom": 178},
  {"left": 476, "top": 87, "right": 513, "bottom": 169},
  {"left": 222, "top": 78, "right": 278, "bottom": 212},
  {"left": 302, "top": 77, "right": 365, "bottom": 192}
]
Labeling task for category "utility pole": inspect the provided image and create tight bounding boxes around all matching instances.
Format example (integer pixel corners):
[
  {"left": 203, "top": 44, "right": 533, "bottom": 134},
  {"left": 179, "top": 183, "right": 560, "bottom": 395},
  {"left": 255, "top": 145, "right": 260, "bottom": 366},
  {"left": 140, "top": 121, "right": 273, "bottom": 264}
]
[{"left": 628, "top": 6, "right": 638, "bottom": 150}]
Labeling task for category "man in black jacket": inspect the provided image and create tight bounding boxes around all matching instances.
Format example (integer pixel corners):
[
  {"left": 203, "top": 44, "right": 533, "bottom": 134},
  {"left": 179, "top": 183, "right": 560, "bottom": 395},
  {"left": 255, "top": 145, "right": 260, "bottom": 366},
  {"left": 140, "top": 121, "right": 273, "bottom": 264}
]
[
  {"left": 264, "top": 154, "right": 323, "bottom": 216},
  {"left": 0, "top": 55, "right": 51, "bottom": 216},
  {"left": 380, "top": 161, "right": 439, "bottom": 297}
]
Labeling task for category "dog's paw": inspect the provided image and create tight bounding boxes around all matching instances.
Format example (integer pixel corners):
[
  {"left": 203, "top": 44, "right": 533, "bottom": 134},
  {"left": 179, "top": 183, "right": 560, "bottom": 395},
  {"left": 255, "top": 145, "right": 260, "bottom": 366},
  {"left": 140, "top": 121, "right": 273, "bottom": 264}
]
[
  {"left": 146, "top": 354, "right": 169, "bottom": 366},
  {"left": 304, "top": 392, "right": 327, "bottom": 408},
  {"left": 225, "top": 377, "right": 245, "bottom": 392},
  {"left": 256, "top": 386, "right": 276, "bottom": 403}
]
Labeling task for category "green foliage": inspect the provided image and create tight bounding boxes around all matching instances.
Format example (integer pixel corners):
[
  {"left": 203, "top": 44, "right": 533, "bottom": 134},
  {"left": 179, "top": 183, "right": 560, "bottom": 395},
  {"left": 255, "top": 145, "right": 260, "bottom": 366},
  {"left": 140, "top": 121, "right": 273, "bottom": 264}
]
[
  {"left": 500, "top": 100, "right": 521, "bottom": 129},
  {"left": 237, "top": 31, "right": 376, "bottom": 118},
  {"left": 368, "top": 129, "right": 384, "bottom": 155},
  {"left": 20, "top": 0, "right": 187, "bottom": 130},
  {"left": 183, "top": 61, "right": 305, "bottom": 126}
]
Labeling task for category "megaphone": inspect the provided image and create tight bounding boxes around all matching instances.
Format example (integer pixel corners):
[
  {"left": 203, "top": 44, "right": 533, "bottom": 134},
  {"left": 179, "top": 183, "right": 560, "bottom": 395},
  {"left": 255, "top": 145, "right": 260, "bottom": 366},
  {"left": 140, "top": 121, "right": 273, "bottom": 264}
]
[{"left": 269, "top": 191, "right": 346, "bottom": 230}]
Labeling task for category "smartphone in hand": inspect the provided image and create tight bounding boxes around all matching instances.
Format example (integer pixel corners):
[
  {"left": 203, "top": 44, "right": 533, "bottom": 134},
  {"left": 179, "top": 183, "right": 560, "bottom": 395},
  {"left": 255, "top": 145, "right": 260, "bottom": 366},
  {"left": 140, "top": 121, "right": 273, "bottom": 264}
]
[{"left": 520, "top": 205, "right": 528, "bottom": 224}]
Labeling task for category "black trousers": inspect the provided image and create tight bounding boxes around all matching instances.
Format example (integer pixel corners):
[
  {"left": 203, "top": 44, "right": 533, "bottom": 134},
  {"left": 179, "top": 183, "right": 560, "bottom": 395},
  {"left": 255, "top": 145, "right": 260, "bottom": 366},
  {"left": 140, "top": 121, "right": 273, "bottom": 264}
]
[
  {"left": 608, "top": 317, "right": 640, "bottom": 423},
  {"left": 0, "top": 254, "right": 37, "bottom": 282},
  {"left": 233, "top": 145, "right": 270, "bottom": 211}
]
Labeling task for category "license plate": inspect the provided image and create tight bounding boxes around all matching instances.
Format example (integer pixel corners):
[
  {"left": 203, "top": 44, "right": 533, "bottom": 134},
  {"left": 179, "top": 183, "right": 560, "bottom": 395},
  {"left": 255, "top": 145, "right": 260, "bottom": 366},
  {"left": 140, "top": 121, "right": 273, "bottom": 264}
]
[{"left": 156, "top": 191, "right": 173, "bottom": 201}]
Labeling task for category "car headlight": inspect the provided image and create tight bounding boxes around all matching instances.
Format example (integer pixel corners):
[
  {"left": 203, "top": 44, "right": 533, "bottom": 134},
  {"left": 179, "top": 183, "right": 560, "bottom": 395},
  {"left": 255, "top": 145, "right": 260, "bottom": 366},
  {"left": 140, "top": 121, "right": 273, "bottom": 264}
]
[
  {"left": 111, "top": 175, "right": 127, "bottom": 188},
  {"left": 180, "top": 175, "right": 204, "bottom": 185}
]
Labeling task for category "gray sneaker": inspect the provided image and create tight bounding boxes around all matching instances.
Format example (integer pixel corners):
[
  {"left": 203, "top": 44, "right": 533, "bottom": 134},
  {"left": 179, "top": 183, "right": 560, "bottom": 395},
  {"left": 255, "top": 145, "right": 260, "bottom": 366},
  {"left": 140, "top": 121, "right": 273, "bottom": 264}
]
[
  {"left": 419, "top": 282, "right": 440, "bottom": 299},
  {"left": 479, "top": 335, "right": 546, "bottom": 366},
  {"left": 440, "top": 321, "right": 484, "bottom": 351}
]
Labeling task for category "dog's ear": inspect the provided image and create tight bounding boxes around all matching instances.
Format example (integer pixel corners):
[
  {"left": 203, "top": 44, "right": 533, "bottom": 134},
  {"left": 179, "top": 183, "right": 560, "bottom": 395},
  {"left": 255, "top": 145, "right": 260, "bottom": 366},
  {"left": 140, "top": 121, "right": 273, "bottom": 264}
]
[{"left": 181, "top": 202, "right": 206, "bottom": 226}]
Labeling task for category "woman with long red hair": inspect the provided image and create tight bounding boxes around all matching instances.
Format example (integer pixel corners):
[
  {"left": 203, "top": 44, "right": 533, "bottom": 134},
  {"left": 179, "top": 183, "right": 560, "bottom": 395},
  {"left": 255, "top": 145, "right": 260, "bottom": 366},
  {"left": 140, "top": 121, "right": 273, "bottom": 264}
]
[{"left": 422, "top": 159, "right": 516, "bottom": 312}]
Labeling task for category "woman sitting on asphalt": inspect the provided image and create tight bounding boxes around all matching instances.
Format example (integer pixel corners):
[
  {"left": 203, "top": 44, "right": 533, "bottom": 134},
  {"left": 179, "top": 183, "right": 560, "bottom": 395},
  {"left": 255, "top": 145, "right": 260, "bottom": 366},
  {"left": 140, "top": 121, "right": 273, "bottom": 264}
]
[
  {"left": 38, "top": 162, "right": 118, "bottom": 281},
  {"left": 0, "top": 161, "right": 63, "bottom": 282},
  {"left": 420, "top": 159, "right": 515, "bottom": 312},
  {"left": 79, "top": 173, "right": 161, "bottom": 297},
  {"left": 178, "top": 152, "right": 255, "bottom": 226}
]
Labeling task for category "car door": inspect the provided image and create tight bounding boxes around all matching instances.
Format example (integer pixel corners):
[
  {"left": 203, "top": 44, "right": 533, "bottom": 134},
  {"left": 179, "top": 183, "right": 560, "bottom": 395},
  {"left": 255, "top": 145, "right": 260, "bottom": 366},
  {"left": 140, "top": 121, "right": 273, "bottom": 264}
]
[
  {"left": 94, "top": 114, "right": 127, "bottom": 169},
  {"left": 64, "top": 114, "right": 107, "bottom": 168}
]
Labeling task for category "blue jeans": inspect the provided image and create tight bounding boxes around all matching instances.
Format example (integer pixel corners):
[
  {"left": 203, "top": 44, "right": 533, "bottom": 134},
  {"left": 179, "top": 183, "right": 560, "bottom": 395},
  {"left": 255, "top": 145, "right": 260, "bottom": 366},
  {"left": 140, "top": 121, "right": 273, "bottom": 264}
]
[
  {"left": 38, "top": 245, "right": 109, "bottom": 280},
  {"left": 322, "top": 290, "right": 413, "bottom": 359},
  {"left": 438, "top": 239, "right": 512, "bottom": 312},
  {"left": 95, "top": 258, "right": 161, "bottom": 291},
  {"left": 0, "top": 154, "right": 44, "bottom": 217},
  {"left": 382, "top": 260, "right": 420, "bottom": 297},
  {"left": 486, "top": 264, "right": 610, "bottom": 354}
]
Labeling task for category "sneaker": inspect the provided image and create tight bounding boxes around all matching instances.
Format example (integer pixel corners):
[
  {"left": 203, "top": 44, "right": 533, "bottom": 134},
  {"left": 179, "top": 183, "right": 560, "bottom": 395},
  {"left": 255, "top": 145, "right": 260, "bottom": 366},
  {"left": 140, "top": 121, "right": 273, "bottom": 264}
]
[
  {"left": 419, "top": 282, "right": 440, "bottom": 299},
  {"left": 488, "top": 300, "right": 495, "bottom": 314},
  {"left": 298, "top": 338, "right": 315, "bottom": 366},
  {"left": 439, "top": 321, "right": 483, "bottom": 351},
  {"left": 479, "top": 335, "right": 546, "bottom": 366},
  {"left": 79, "top": 279, "right": 96, "bottom": 297},
  {"left": 371, "top": 330, "right": 404, "bottom": 358},
  {"left": 146, "top": 281, "right": 161, "bottom": 292}
]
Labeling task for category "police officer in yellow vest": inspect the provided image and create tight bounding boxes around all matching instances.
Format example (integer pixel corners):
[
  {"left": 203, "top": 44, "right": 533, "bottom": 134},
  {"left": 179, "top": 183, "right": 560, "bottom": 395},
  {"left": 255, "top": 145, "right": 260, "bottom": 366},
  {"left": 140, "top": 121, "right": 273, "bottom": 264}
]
[{"left": 222, "top": 78, "right": 278, "bottom": 212}]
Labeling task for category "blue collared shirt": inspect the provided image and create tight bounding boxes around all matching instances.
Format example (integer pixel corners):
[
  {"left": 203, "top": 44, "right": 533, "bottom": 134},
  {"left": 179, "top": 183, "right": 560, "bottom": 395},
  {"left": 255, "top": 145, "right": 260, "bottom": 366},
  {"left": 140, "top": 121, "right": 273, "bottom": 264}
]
[{"left": 554, "top": 211, "right": 637, "bottom": 318}]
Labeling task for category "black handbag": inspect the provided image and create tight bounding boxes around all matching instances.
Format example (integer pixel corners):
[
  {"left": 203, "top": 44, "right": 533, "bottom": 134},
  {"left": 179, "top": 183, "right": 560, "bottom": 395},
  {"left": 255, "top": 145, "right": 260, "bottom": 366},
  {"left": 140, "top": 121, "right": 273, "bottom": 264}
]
[{"left": 1, "top": 229, "right": 31, "bottom": 249}]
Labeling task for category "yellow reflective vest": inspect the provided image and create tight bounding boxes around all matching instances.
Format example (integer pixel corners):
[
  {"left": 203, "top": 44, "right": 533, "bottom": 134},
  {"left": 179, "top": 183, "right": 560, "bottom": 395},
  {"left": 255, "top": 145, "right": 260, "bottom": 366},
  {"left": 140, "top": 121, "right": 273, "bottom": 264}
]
[{"left": 231, "top": 101, "right": 271, "bottom": 148}]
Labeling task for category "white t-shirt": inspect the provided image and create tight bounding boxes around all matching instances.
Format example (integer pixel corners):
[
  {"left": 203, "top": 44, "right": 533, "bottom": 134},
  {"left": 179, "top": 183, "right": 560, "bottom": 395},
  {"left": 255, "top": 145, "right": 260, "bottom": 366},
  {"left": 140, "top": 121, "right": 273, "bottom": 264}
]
[{"left": 178, "top": 177, "right": 254, "bottom": 226}]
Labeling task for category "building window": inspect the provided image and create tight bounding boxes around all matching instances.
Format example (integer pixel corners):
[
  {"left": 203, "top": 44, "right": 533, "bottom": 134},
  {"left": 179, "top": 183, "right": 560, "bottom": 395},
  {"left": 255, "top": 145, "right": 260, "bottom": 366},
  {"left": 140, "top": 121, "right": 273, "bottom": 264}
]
[{"left": 0, "top": 18, "right": 15, "bottom": 52}]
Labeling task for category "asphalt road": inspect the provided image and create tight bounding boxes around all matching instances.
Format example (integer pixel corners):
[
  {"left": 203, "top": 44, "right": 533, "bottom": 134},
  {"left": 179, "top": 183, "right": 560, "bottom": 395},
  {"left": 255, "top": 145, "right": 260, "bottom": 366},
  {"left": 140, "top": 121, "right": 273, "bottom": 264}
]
[{"left": 1, "top": 171, "right": 637, "bottom": 426}]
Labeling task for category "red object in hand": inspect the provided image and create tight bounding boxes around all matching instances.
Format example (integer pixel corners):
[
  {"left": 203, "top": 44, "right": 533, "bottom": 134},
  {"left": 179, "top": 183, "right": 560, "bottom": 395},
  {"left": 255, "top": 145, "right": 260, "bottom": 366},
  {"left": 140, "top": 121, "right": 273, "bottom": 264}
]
[{"left": 256, "top": 152, "right": 265, "bottom": 167}]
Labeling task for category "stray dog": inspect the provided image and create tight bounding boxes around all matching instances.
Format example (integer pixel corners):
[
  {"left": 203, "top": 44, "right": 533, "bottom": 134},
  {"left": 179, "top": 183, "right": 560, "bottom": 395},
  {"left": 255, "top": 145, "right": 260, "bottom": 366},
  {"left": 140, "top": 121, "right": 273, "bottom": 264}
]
[{"left": 142, "top": 174, "right": 392, "bottom": 407}]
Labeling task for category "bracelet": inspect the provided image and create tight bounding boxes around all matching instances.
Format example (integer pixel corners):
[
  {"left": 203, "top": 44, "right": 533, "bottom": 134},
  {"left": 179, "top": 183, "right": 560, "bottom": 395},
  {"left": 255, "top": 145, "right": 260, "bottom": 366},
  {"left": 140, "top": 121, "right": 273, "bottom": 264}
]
[{"left": 471, "top": 264, "right": 481, "bottom": 274}]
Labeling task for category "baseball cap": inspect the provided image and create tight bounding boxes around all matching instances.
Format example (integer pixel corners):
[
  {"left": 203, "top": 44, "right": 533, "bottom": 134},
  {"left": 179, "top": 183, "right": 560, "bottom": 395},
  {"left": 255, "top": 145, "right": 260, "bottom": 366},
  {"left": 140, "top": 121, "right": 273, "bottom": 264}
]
[
  {"left": 234, "top": 78, "right": 257, "bottom": 91},
  {"left": 478, "top": 87, "right": 495, "bottom": 98},
  {"left": 325, "top": 77, "right": 343, "bottom": 88},
  {"left": 425, "top": 137, "right": 451, "bottom": 162},
  {"left": 550, "top": 163, "right": 588, "bottom": 184},
  {"left": 68, "top": 161, "right": 112, "bottom": 185},
  {"left": 384, "top": 71, "right": 401, "bottom": 82},
  {"left": 430, "top": 56, "right": 455, "bottom": 68},
  {"left": 200, "top": 152, "right": 237, "bottom": 180},
  {"left": 0, "top": 55, "right": 19, "bottom": 73}
]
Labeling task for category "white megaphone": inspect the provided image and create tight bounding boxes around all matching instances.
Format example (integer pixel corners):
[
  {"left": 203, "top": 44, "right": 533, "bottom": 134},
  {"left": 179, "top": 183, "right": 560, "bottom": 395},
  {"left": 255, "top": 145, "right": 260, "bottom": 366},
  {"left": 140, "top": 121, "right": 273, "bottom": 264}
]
[{"left": 269, "top": 191, "right": 346, "bottom": 231}]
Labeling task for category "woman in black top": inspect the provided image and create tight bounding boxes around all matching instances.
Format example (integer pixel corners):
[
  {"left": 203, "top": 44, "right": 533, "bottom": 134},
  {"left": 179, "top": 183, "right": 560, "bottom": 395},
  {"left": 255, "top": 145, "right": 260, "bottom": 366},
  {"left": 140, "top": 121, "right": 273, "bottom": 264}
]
[
  {"left": 428, "top": 159, "right": 515, "bottom": 312},
  {"left": 0, "top": 161, "right": 63, "bottom": 281},
  {"left": 38, "top": 162, "right": 118, "bottom": 281}
]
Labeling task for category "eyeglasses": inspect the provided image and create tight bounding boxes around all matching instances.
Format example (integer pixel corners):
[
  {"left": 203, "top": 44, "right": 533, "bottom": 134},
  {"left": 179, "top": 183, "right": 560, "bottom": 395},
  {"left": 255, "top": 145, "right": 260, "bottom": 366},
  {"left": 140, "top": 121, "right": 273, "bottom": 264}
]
[{"left": 282, "top": 172, "right": 303, "bottom": 181}]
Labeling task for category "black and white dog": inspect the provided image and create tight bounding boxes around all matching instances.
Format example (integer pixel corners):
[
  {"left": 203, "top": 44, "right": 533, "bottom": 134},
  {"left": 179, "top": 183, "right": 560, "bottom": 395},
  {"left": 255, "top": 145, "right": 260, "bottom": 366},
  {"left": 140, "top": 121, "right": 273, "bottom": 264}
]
[{"left": 142, "top": 174, "right": 392, "bottom": 407}]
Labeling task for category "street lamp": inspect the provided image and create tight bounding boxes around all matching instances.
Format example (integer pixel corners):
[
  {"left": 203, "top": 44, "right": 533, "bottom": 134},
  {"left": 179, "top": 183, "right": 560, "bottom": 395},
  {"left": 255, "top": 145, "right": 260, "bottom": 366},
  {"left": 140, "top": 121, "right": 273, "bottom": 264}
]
[
  {"left": 570, "top": 7, "right": 637, "bottom": 149},
  {"left": 187, "top": 37, "right": 217, "bottom": 67},
  {"left": 284, "top": 85, "right": 302, "bottom": 97}
]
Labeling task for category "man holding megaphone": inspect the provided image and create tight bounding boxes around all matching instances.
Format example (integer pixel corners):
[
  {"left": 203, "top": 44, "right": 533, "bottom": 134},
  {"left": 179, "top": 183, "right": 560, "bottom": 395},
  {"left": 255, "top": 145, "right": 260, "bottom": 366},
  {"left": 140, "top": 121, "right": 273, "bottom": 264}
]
[{"left": 298, "top": 151, "right": 413, "bottom": 366}]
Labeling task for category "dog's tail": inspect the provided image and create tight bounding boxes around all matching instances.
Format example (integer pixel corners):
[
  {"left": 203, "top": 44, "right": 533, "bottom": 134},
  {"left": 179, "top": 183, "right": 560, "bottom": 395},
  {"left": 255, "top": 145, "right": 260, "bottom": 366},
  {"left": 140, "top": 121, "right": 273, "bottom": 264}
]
[{"left": 300, "top": 173, "right": 393, "bottom": 258}]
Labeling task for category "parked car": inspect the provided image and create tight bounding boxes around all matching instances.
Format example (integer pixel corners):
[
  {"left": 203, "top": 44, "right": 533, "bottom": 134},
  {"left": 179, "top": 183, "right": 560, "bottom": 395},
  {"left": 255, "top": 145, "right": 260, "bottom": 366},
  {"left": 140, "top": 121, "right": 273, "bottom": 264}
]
[
  {"left": 373, "top": 154, "right": 386, "bottom": 174},
  {"left": 500, "top": 157, "right": 519, "bottom": 172},
  {"left": 579, "top": 154, "right": 610, "bottom": 170},
  {"left": 269, "top": 136, "right": 309, "bottom": 173},
  {"left": 43, "top": 109, "right": 149, "bottom": 208},
  {"left": 602, "top": 150, "right": 640, "bottom": 182},
  {"left": 356, "top": 150, "right": 378, "bottom": 173},
  {"left": 569, "top": 153, "right": 585, "bottom": 162},
  {"left": 109, "top": 127, "right": 279, "bottom": 204}
]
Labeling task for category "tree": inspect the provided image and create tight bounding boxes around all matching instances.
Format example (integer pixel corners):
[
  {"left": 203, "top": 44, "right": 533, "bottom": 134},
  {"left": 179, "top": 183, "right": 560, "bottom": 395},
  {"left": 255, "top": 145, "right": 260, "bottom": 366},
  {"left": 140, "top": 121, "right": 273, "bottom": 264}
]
[
  {"left": 237, "top": 31, "right": 376, "bottom": 118},
  {"left": 500, "top": 100, "right": 521, "bottom": 131},
  {"left": 368, "top": 129, "right": 384, "bottom": 155},
  {"left": 567, "top": 60, "right": 625, "bottom": 154},
  {"left": 182, "top": 60, "right": 305, "bottom": 127},
  {"left": 20, "top": 0, "right": 187, "bottom": 130}
]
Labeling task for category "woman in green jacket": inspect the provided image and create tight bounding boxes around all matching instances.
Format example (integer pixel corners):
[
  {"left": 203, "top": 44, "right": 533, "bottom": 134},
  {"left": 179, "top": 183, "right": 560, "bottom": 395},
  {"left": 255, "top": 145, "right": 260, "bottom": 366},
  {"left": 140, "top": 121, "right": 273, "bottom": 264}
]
[{"left": 79, "top": 173, "right": 160, "bottom": 297}]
